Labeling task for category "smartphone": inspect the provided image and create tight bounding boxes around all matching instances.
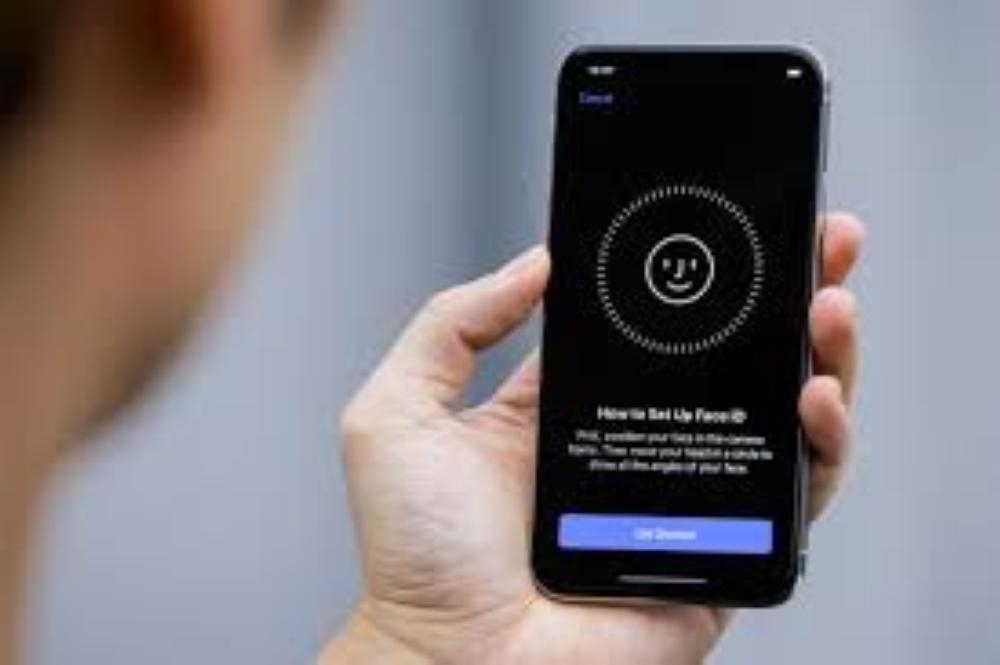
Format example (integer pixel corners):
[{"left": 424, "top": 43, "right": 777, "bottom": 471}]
[{"left": 532, "top": 47, "right": 829, "bottom": 607}]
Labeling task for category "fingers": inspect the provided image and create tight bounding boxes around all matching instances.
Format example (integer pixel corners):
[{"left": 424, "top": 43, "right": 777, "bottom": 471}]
[
  {"left": 804, "top": 212, "right": 863, "bottom": 519},
  {"left": 489, "top": 348, "right": 542, "bottom": 422},
  {"left": 820, "top": 212, "right": 865, "bottom": 287},
  {"left": 351, "top": 246, "right": 550, "bottom": 422},
  {"left": 800, "top": 376, "right": 850, "bottom": 520},
  {"left": 810, "top": 286, "right": 860, "bottom": 404}
]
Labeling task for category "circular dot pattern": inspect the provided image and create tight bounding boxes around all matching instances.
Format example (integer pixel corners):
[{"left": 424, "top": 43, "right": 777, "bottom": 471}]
[{"left": 596, "top": 184, "right": 765, "bottom": 356}]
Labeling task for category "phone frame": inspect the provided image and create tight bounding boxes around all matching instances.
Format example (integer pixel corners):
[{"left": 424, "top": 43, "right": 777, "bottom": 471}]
[{"left": 531, "top": 44, "right": 831, "bottom": 608}]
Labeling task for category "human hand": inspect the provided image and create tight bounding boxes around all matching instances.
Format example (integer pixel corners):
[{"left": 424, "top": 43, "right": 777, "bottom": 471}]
[{"left": 322, "top": 213, "right": 864, "bottom": 664}]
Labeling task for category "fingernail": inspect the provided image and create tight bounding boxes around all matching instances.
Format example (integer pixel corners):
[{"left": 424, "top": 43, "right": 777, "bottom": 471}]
[
  {"left": 834, "top": 288, "right": 858, "bottom": 318},
  {"left": 818, "top": 287, "right": 858, "bottom": 318},
  {"left": 816, "top": 374, "right": 844, "bottom": 402},
  {"left": 498, "top": 245, "right": 548, "bottom": 279}
]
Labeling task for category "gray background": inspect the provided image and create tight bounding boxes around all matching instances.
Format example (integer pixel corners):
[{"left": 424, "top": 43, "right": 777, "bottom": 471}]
[{"left": 26, "top": 1, "right": 1000, "bottom": 663}]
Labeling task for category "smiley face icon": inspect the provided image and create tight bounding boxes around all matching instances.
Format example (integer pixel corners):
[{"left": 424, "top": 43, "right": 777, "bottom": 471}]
[{"left": 644, "top": 233, "right": 716, "bottom": 306}]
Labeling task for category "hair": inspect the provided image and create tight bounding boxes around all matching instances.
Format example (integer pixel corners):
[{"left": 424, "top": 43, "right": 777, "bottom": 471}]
[
  {"left": 0, "top": 0, "right": 328, "bottom": 127},
  {"left": 0, "top": 3, "right": 59, "bottom": 124}
]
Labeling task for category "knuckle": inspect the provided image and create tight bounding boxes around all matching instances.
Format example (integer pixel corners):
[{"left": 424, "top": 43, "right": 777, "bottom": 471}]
[
  {"left": 339, "top": 397, "right": 372, "bottom": 442},
  {"left": 423, "top": 286, "right": 464, "bottom": 321},
  {"left": 340, "top": 378, "right": 402, "bottom": 465}
]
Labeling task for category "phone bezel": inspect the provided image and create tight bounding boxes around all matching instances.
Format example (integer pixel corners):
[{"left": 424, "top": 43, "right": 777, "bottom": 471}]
[{"left": 530, "top": 45, "right": 829, "bottom": 609}]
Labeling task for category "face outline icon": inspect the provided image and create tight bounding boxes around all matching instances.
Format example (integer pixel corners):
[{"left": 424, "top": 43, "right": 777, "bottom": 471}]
[{"left": 644, "top": 233, "right": 716, "bottom": 306}]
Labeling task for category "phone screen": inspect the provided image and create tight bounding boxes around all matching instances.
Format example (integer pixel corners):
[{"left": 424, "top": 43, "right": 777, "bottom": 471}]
[{"left": 532, "top": 48, "right": 827, "bottom": 606}]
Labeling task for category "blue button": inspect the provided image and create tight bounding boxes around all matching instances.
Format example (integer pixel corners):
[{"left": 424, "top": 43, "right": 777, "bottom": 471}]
[{"left": 558, "top": 514, "right": 773, "bottom": 555}]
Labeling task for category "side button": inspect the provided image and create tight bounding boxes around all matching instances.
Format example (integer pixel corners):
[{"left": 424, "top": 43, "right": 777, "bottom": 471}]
[{"left": 821, "top": 100, "right": 832, "bottom": 172}]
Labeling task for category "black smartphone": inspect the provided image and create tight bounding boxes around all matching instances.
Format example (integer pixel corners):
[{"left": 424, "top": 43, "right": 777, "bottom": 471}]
[{"left": 532, "top": 47, "right": 829, "bottom": 607}]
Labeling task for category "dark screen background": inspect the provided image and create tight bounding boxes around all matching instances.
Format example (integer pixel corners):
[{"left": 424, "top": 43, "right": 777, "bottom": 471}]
[{"left": 533, "top": 49, "right": 825, "bottom": 603}]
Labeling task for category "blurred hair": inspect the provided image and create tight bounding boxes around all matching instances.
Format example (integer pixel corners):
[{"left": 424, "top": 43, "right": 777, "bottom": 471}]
[
  {"left": 0, "top": 0, "right": 327, "bottom": 130},
  {"left": 0, "top": 2, "right": 61, "bottom": 124}
]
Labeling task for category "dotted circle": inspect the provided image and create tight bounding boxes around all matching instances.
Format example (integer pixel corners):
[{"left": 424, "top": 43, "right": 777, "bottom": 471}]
[{"left": 596, "top": 184, "right": 765, "bottom": 356}]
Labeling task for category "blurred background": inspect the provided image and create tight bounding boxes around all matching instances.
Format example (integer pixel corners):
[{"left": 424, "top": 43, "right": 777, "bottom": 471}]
[{"left": 25, "top": 1, "right": 1000, "bottom": 663}]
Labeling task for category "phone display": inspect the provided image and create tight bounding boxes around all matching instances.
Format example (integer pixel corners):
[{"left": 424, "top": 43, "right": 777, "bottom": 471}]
[{"left": 532, "top": 48, "right": 828, "bottom": 607}]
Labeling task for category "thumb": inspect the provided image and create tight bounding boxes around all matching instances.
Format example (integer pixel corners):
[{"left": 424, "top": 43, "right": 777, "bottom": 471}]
[{"left": 355, "top": 246, "right": 550, "bottom": 421}]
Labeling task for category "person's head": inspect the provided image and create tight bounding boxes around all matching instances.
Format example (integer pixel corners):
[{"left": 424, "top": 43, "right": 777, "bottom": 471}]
[{"left": 0, "top": 0, "right": 344, "bottom": 444}]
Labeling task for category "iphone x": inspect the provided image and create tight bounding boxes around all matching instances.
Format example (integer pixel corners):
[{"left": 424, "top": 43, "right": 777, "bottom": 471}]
[{"left": 532, "top": 47, "right": 829, "bottom": 607}]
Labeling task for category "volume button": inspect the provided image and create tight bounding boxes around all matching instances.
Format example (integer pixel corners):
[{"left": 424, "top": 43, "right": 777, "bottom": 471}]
[{"left": 821, "top": 98, "right": 832, "bottom": 172}]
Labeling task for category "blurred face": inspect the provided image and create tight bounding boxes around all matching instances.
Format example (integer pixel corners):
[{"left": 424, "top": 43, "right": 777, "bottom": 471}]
[{"left": 0, "top": 0, "right": 344, "bottom": 439}]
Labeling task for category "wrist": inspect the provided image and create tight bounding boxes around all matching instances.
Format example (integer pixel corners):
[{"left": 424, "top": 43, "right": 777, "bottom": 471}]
[{"left": 319, "top": 609, "right": 430, "bottom": 665}]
